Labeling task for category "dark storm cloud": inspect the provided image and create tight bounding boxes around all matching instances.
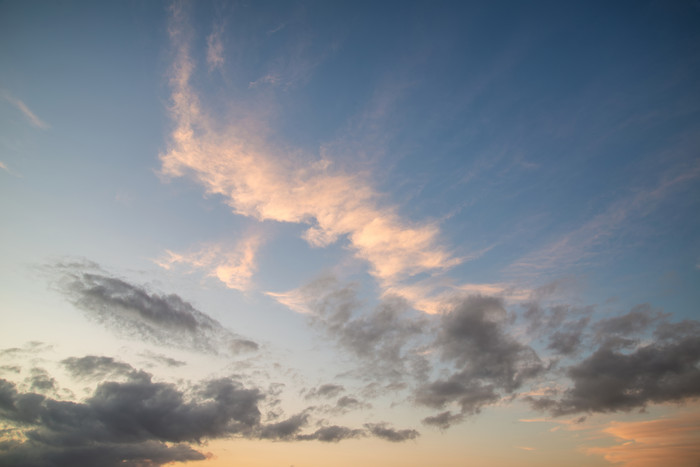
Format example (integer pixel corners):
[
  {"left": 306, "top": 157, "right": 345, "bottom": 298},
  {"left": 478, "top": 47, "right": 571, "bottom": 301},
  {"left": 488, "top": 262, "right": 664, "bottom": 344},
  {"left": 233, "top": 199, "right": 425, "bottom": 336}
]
[
  {"left": 304, "top": 383, "right": 345, "bottom": 399},
  {"left": 62, "top": 356, "right": 135, "bottom": 380},
  {"left": 0, "top": 369, "right": 264, "bottom": 466},
  {"left": 363, "top": 422, "right": 420, "bottom": 442},
  {"left": 299, "top": 275, "right": 430, "bottom": 381},
  {"left": 416, "top": 296, "right": 544, "bottom": 417},
  {"left": 527, "top": 316, "right": 700, "bottom": 415},
  {"left": 54, "top": 261, "right": 258, "bottom": 355}
]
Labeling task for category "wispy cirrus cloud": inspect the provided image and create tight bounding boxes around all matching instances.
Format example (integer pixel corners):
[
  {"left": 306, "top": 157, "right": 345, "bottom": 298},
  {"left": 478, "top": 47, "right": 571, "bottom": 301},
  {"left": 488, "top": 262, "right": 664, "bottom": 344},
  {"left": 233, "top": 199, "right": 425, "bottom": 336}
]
[
  {"left": 2, "top": 90, "right": 50, "bottom": 129},
  {"left": 508, "top": 160, "right": 700, "bottom": 278},
  {"left": 160, "top": 2, "right": 462, "bottom": 312}
]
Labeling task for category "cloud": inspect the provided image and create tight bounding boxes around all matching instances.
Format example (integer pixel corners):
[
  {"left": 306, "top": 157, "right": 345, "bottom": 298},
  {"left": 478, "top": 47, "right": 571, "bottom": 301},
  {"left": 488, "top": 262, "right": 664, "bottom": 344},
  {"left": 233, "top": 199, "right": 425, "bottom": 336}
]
[
  {"left": 296, "top": 425, "right": 365, "bottom": 442},
  {"left": 156, "top": 234, "right": 262, "bottom": 291},
  {"left": 160, "top": 4, "right": 462, "bottom": 312},
  {"left": 0, "top": 370, "right": 263, "bottom": 466},
  {"left": 25, "top": 368, "right": 56, "bottom": 393},
  {"left": 588, "top": 409, "right": 700, "bottom": 467},
  {"left": 206, "top": 19, "right": 225, "bottom": 71},
  {"left": 54, "top": 261, "right": 258, "bottom": 355},
  {"left": 62, "top": 356, "right": 136, "bottom": 380},
  {"left": 509, "top": 160, "right": 700, "bottom": 277},
  {"left": 304, "top": 383, "right": 345, "bottom": 400},
  {"left": 286, "top": 275, "right": 429, "bottom": 381},
  {"left": 259, "top": 412, "right": 309, "bottom": 440},
  {"left": 421, "top": 410, "right": 464, "bottom": 430},
  {"left": 1, "top": 91, "right": 50, "bottom": 129},
  {"left": 416, "top": 296, "right": 544, "bottom": 417},
  {"left": 363, "top": 423, "right": 420, "bottom": 442},
  {"left": 527, "top": 317, "right": 700, "bottom": 415}
]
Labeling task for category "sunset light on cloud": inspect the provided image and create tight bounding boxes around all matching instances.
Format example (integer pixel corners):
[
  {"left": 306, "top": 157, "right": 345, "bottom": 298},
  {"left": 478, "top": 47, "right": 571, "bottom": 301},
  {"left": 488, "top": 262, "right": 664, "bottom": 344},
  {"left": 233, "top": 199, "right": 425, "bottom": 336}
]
[{"left": 1, "top": 1, "right": 700, "bottom": 466}]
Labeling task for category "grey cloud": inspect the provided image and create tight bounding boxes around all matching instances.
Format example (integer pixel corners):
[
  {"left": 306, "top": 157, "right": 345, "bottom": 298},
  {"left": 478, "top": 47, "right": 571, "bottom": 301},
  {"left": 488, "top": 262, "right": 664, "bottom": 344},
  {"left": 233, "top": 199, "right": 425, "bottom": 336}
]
[
  {"left": 363, "top": 422, "right": 420, "bottom": 442},
  {"left": 523, "top": 303, "right": 592, "bottom": 356},
  {"left": 54, "top": 261, "right": 258, "bottom": 356},
  {"left": 26, "top": 368, "right": 56, "bottom": 393},
  {"left": 0, "top": 440, "right": 206, "bottom": 467},
  {"left": 335, "top": 396, "right": 368, "bottom": 410},
  {"left": 421, "top": 410, "right": 464, "bottom": 430},
  {"left": 139, "top": 352, "right": 187, "bottom": 368},
  {"left": 259, "top": 413, "right": 309, "bottom": 440},
  {"left": 527, "top": 318, "right": 700, "bottom": 415},
  {"left": 416, "top": 296, "right": 544, "bottom": 416},
  {"left": 593, "top": 304, "right": 666, "bottom": 339},
  {"left": 546, "top": 317, "right": 589, "bottom": 355},
  {"left": 304, "top": 383, "right": 344, "bottom": 400},
  {"left": 0, "top": 368, "right": 264, "bottom": 466},
  {"left": 62, "top": 356, "right": 135, "bottom": 380},
  {"left": 301, "top": 276, "right": 429, "bottom": 381},
  {"left": 296, "top": 425, "right": 365, "bottom": 442}
]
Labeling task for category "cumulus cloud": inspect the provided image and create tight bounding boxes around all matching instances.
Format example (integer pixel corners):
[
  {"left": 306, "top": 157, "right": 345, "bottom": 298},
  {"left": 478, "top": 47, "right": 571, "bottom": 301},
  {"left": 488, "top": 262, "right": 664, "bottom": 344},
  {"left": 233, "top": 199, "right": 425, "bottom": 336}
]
[
  {"left": 0, "top": 370, "right": 263, "bottom": 466},
  {"left": 54, "top": 261, "right": 258, "bottom": 356},
  {"left": 416, "top": 296, "right": 544, "bottom": 418},
  {"left": 527, "top": 313, "right": 700, "bottom": 415}
]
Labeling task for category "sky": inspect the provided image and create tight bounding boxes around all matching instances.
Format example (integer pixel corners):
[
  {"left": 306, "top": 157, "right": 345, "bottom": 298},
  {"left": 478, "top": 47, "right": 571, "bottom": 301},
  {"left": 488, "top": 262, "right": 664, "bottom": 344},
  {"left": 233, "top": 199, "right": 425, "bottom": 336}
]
[{"left": 1, "top": 1, "right": 699, "bottom": 466}]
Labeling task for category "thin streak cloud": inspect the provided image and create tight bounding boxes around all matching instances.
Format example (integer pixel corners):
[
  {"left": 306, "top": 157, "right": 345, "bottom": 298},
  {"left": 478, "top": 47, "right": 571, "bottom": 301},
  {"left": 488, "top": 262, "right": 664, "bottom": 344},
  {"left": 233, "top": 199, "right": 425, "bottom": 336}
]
[{"left": 2, "top": 91, "right": 50, "bottom": 129}]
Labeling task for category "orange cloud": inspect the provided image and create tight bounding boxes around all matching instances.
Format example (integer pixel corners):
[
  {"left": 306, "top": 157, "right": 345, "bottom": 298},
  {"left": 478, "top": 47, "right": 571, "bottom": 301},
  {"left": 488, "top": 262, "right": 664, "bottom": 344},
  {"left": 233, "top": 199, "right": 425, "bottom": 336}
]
[
  {"left": 589, "top": 409, "right": 700, "bottom": 467},
  {"left": 160, "top": 5, "right": 463, "bottom": 309},
  {"left": 156, "top": 234, "right": 262, "bottom": 291}
]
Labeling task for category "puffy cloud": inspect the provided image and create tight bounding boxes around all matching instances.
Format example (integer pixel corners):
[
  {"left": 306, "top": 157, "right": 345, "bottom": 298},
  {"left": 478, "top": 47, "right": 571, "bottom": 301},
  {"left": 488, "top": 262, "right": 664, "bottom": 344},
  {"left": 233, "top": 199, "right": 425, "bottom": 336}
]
[
  {"left": 527, "top": 313, "right": 700, "bottom": 415},
  {"left": 0, "top": 370, "right": 263, "bottom": 466},
  {"left": 55, "top": 261, "right": 258, "bottom": 356},
  {"left": 417, "top": 296, "right": 544, "bottom": 417}
]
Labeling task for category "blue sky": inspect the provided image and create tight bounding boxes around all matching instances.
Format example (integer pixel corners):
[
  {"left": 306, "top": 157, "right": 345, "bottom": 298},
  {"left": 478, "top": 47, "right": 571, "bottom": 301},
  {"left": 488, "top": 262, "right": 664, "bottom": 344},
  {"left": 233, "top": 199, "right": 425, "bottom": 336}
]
[{"left": 1, "top": 1, "right": 700, "bottom": 466}]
